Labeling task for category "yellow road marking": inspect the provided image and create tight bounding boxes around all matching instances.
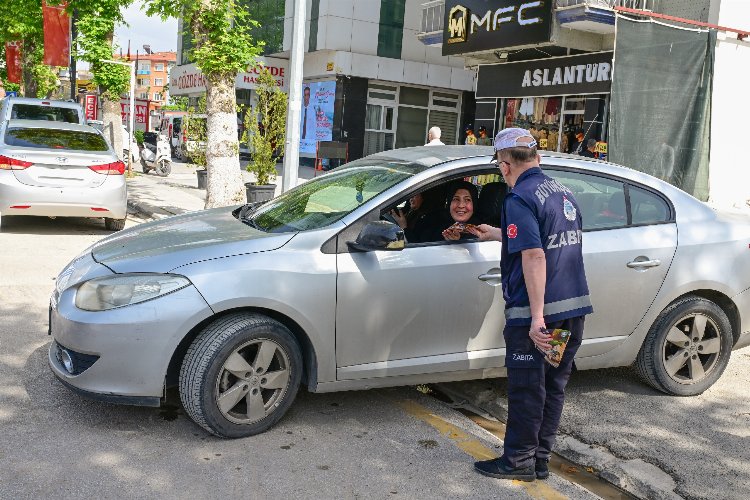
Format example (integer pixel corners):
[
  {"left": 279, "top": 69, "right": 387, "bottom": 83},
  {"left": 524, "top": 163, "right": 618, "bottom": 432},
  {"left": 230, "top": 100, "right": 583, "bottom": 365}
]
[{"left": 397, "top": 399, "right": 568, "bottom": 500}]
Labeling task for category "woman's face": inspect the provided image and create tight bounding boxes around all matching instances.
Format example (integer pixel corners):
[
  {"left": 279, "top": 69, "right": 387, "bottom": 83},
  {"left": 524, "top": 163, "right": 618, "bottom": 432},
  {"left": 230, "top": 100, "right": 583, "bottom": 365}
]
[{"left": 449, "top": 189, "right": 474, "bottom": 223}]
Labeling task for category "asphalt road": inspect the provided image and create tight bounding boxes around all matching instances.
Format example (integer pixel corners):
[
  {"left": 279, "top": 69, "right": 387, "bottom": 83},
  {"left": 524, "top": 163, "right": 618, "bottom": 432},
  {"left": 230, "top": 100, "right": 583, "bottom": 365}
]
[{"left": 0, "top": 215, "right": 596, "bottom": 499}]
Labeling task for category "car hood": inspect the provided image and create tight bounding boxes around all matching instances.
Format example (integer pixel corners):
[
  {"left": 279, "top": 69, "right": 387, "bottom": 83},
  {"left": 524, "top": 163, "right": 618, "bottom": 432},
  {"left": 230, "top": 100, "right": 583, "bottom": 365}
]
[{"left": 92, "top": 208, "right": 295, "bottom": 273}]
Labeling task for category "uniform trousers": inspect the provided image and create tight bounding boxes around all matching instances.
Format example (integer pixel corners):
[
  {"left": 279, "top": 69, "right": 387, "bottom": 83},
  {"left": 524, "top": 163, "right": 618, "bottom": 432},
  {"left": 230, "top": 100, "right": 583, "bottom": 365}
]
[{"left": 502, "top": 315, "right": 585, "bottom": 469}]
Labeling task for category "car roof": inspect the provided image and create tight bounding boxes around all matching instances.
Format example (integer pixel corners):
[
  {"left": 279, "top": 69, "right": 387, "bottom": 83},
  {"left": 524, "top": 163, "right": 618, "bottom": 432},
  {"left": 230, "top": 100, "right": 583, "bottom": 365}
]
[
  {"left": 2, "top": 96, "right": 82, "bottom": 108},
  {"left": 6, "top": 119, "right": 101, "bottom": 133}
]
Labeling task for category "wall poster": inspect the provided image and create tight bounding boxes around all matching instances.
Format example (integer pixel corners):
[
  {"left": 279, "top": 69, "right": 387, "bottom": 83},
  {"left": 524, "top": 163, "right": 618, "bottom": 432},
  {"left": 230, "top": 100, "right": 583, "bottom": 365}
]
[{"left": 300, "top": 80, "right": 336, "bottom": 155}]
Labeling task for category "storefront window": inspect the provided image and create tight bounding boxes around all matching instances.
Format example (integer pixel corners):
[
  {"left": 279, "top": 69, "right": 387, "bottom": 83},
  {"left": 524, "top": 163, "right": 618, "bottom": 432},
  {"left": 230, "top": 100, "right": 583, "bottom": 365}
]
[{"left": 395, "top": 107, "right": 428, "bottom": 148}]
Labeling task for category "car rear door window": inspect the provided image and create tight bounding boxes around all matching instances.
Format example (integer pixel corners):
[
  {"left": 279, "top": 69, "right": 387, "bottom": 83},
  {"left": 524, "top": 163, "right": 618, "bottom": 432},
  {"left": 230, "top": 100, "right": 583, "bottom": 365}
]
[
  {"left": 629, "top": 185, "right": 670, "bottom": 224},
  {"left": 10, "top": 104, "right": 80, "bottom": 123},
  {"left": 4, "top": 128, "right": 110, "bottom": 151},
  {"left": 546, "top": 170, "right": 627, "bottom": 230}
]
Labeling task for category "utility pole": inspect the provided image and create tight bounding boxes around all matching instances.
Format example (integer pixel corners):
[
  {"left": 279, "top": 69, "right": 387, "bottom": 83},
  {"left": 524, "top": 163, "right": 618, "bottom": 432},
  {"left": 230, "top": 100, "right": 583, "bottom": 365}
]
[
  {"left": 281, "top": 0, "right": 306, "bottom": 193},
  {"left": 69, "top": 8, "right": 78, "bottom": 100}
]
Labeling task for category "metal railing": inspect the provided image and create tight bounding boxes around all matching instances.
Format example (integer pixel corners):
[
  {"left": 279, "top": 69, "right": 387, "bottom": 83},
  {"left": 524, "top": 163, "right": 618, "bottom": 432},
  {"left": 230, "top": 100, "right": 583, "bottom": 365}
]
[
  {"left": 420, "top": 0, "right": 445, "bottom": 35},
  {"left": 555, "top": 0, "right": 658, "bottom": 10}
]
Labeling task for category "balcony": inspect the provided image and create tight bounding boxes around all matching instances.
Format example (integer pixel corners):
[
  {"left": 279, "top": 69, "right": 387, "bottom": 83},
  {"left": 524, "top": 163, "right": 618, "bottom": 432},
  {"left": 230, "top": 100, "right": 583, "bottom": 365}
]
[
  {"left": 417, "top": 0, "right": 444, "bottom": 47},
  {"left": 136, "top": 69, "right": 151, "bottom": 75},
  {"left": 556, "top": 0, "right": 658, "bottom": 34}
]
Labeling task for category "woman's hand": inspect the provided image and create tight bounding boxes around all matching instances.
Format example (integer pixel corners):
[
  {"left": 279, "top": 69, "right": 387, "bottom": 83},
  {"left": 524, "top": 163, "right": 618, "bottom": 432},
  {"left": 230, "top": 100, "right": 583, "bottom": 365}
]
[
  {"left": 442, "top": 226, "right": 461, "bottom": 240},
  {"left": 467, "top": 224, "right": 502, "bottom": 241}
]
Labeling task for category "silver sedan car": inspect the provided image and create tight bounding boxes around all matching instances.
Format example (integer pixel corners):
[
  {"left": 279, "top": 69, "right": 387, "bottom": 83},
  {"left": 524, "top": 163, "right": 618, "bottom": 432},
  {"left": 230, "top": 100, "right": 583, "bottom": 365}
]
[
  {"left": 48, "top": 146, "right": 750, "bottom": 438},
  {"left": 0, "top": 119, "right": 127, "bottom": 230}
]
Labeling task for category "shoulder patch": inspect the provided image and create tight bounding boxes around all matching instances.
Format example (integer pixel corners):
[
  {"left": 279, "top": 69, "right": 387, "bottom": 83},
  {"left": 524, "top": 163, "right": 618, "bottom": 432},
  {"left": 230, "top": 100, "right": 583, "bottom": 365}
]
[
  {"left": 563, "top": 196, "right": 577, "bottom": 221},
  {"left": 507, "top": 224, "right": 518, "bottom": 239}
]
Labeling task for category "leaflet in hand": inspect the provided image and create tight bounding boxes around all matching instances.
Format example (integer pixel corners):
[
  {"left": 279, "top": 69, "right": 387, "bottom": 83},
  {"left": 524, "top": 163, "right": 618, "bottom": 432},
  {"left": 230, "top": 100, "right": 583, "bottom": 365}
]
[{"left": 535, "top": 328, "right": 571, "bottom": 368}]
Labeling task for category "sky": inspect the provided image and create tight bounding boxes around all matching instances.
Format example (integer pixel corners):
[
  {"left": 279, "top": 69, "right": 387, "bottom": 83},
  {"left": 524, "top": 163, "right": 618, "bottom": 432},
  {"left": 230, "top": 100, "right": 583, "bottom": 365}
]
[{"left": 113, "top": 2, "right": 179, "bottom": 56}]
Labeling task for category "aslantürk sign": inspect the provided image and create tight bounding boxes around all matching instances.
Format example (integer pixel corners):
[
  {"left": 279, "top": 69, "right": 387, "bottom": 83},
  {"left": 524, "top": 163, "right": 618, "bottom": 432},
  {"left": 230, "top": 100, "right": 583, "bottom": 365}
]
[
  {"left": 476, "top": 52, "right": 614, "bottom": 98},
  {"left": 442, "top": 0, "right": 552, "bottom": 56}
]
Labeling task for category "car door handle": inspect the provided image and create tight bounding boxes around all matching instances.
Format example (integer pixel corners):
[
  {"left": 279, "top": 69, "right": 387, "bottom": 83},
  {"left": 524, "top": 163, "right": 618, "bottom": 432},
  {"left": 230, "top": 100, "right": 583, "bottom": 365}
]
[
  {"left": 626, "top": 259, "right": 661, "bottom": 269},
  {"left": 478, "top": 273, "right": 503, "bottom": 286}
]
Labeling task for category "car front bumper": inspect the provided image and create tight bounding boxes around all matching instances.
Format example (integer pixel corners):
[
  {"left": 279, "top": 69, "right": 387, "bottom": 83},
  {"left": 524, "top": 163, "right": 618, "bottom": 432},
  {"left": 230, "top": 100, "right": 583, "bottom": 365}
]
[
  {"left": 0, "top": 171, "right": 127, "bottom": 219},
  {"left": 49, "top": 284, "right": 214, "bottom": 403}
]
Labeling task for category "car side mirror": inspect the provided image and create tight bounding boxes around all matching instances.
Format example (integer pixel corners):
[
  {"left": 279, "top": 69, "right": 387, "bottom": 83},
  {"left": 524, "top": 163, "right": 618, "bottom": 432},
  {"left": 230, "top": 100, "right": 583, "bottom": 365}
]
[{"left": 347, "top": 221, "right": 405, "bottom": 252}]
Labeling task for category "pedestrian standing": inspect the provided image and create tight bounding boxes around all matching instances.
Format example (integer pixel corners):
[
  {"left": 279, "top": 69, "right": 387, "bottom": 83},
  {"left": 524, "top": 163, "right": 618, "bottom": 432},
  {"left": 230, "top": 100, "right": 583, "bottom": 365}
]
[
  {"left": 425, "top": 126, "right": 445, "bottom": 146},
  {"left": 464, "top": 125, "right": 477, "bottom": 145},
  {"left": 469, "top": 127, "right": 593, "bottom": 482},
  {"left": 476, "top": 126, "right": 492, "bottom": 146}
]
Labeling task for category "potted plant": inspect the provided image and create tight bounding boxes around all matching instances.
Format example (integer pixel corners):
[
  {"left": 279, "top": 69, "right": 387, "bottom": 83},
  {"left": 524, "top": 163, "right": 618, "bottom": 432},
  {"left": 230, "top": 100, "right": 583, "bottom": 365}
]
[{"left": 243, "top": 67, "right": 287, "bottom": 203}]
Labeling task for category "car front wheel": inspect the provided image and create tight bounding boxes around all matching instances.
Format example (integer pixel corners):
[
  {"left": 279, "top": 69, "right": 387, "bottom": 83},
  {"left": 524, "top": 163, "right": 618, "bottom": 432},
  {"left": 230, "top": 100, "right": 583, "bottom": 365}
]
[
  {"left": 635, "top": 296, "right": 733, "bottom": 396},
  {"left": 179, "top": 313, "right": 302, "bottom": 438}
]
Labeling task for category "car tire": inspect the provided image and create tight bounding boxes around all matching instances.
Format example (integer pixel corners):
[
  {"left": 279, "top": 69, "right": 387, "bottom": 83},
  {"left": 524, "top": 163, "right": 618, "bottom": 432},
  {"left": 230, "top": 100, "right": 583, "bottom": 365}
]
[
  {"left": 635, "top": 296, "right": 733, "bottom": 396},
  {"left": 155, "top": 159, "right": 171, "bottom": 177},
  {"left": 104, "top": 217, "right": 126, "bottom": 231},
  {"left": 179, "top": 313, "right": 303, "bottom": 438}
]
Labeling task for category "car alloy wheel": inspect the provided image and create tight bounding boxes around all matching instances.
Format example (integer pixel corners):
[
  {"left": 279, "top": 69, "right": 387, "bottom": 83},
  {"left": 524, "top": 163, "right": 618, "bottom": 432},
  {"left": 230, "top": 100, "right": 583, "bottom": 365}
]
[
  {"left": 180, "top": 313, "right": 302, "bottom": 438},
  {"left": 215, "top": 339, "right": 291, "bottom": 425},
  {"left": 635, "top": 296, "right": 733, "bottom": 396}
]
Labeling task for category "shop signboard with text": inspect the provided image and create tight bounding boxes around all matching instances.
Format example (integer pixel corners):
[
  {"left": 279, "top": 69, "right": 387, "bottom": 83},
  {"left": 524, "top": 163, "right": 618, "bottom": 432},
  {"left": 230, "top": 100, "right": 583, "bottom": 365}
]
[
  {"left": 476, "top": 51, "right": 613, "bottom": 98},
  {"left": 120, "top": 98, "right": 150, "bottom": 131},
  {"left": 299, "top": 81, "right": 336, "bottom": 155},
  {"left": 84, "top": 94, "right": 97, "bottom": 121},
  {"left": 442, "top": 0, "right": 552, "bottom": 56},
  {"left": 170, "top": 56, "right": 289, "bottom": 96}
]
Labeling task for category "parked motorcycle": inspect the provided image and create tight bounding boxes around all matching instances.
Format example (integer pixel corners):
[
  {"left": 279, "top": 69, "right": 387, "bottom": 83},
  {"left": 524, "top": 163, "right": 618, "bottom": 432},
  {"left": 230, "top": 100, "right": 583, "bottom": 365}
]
[{"left": 140, "top": 131, "right": 172, "bottom": 177}]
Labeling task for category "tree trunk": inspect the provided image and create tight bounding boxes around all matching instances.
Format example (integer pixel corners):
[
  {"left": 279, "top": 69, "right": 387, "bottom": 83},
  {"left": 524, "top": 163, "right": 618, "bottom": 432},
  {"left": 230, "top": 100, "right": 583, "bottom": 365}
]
[
  {"left": 101, "top": 96, "right": 124, "bottom": 164},
  {"left": 21, "top": 39, "right": 38, "bottom": 98},
  {"left": 205, "top": 75, "right": 244, "bottom": 208}
]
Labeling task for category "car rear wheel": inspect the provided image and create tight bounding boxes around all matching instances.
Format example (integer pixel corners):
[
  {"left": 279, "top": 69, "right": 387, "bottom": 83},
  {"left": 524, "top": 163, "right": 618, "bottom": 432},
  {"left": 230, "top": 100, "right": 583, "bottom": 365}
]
[
  {"left": 104, "top": 217, "right": 126, "bottom": 231},
  {"left": 179, "top": 313, "right": 302, "bottom": 438},
  {"left": 635, "top": 296, "right": 732, "bottom": 396}
]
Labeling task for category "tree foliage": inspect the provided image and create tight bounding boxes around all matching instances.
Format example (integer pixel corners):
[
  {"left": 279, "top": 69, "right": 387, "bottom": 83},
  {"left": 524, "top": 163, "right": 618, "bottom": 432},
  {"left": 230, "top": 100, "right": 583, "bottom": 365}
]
[
  {"left": 183, "top": 96, "right": 207, "bottom": 168},
  {"left": 244, "top": 68, "right": 287, "bottom": 186}
]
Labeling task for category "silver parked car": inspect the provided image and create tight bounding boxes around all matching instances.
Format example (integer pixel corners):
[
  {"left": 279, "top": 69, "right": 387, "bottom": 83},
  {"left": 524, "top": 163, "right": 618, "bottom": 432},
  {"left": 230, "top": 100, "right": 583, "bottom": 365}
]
[
  {"left": 48, "top": 146, "right": 750, "bottom": 438},
  {"left": 0, "top": 119, "right": 127, "bottom": 230}
]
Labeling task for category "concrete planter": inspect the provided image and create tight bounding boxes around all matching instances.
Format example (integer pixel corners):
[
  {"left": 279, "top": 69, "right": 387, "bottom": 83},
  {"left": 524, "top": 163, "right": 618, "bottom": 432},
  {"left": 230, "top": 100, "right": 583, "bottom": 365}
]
[{"left": 245, "top": 182, "right": 276, "bottom": 203}]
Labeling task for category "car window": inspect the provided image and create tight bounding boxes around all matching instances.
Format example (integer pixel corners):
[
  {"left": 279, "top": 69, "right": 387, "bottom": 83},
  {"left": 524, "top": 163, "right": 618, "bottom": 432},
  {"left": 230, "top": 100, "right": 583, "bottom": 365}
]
[
  {"left": 546, "top": 170, "right": 627, "bottom": 230},
  {"left": 248, "top": 161, "right": 419, "bottom": 232},
  {"left": 4, "top": 127, "right": 110, "bottom": 151},
  {"left": 10, "top": 104, "right": 80, "bottom": 123},
  {"left": 630, "top": 185, "right": 670, "bottom": 224}
]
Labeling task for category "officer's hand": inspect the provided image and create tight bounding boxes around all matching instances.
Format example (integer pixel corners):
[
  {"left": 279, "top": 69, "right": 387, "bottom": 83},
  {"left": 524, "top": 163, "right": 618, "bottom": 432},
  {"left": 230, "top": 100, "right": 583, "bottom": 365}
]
[
  {"left": 468, "top": 224, "right": 501, "bottom": 241},
  {"left": 529, "top": 324, "right": 552, "bottom": 351}
]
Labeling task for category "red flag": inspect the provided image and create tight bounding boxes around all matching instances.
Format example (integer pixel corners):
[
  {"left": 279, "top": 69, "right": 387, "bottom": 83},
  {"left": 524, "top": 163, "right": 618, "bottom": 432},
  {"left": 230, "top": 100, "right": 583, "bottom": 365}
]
[
  {"left": 42, "top": 1, "right": 71, "bottom": 67},
  {"left": 5, "top": 42, "right": 22, "bottom": 84}
]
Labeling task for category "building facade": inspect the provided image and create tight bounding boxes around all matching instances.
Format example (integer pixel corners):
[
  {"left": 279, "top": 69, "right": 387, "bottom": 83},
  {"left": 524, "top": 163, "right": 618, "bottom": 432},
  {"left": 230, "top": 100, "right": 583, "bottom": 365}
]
[
  {"left": 172, "top": 0, "right": 477, "bottom": 162},
  {"left": 423, "top": 0, "right": 750, "bottom": 207}
]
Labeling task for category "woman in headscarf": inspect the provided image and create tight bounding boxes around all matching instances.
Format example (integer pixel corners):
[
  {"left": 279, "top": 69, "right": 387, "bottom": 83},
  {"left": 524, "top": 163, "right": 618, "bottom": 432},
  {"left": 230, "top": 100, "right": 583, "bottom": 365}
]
[{"left": 440, "top": 180, "right": 481, "bottom": 241}]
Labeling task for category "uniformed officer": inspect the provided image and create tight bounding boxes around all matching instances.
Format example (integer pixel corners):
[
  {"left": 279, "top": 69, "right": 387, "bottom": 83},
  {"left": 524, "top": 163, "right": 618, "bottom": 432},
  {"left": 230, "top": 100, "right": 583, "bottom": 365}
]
[{"left": 469, "top": 128, "right": 593, "bottom": 482}]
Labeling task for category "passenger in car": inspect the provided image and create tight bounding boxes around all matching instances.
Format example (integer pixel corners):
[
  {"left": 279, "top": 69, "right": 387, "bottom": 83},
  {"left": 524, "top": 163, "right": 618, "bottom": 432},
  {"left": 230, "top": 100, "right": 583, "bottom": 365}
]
[{"left": 441, "top": 181, "right": 481, "bottom": 241}]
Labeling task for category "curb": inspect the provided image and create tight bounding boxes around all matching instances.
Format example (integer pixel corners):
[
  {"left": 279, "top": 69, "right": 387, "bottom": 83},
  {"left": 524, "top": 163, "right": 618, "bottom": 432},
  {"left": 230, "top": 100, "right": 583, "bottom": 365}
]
[{"left": 433, "top": 381, "right": 682, "bottom": 500}]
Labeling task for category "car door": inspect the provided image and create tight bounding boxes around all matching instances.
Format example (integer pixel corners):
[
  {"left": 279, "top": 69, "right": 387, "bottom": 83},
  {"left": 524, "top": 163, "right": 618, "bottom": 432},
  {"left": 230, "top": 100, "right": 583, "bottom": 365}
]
[
  {"left": 335, "top": 173, "right": 506, "bottom": 381},
  {"left": 546, "top": 168, "right": 678, "bottom": 358}
]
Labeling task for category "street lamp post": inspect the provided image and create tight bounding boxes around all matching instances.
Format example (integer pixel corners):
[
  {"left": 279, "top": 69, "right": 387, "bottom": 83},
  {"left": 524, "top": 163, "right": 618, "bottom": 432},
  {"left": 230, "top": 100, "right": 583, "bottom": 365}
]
[
  {"left": 101, "top": 58, "right": 136, "bottom": 175},
  {"left": 281, "top": 0, "right": 306, "bottom": 193}
]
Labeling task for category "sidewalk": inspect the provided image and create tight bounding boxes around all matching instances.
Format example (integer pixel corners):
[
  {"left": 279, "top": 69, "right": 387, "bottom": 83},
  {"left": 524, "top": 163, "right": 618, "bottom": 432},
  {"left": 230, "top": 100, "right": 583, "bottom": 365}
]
[{"left": 126, "top": 159, "right": 319, "bottom": 219}]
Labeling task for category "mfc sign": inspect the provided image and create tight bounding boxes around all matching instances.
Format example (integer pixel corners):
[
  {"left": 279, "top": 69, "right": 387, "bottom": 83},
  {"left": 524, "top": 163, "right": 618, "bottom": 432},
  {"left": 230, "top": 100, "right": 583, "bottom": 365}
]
[{"left": 443, "top": 0, "right": 552, "bottom": 55}]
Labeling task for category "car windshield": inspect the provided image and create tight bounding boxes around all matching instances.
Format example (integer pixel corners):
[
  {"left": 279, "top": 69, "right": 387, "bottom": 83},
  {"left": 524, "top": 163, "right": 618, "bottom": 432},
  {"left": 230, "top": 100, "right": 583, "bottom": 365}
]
[
  {"left": 4, "top": 127, "right": 110, "bottom": 151},
  {"left": 10, "top": 104, "right": 80, "bottom": 123},
  {"left": 246, "top": 160, "right": 421, "bottom": 232}
]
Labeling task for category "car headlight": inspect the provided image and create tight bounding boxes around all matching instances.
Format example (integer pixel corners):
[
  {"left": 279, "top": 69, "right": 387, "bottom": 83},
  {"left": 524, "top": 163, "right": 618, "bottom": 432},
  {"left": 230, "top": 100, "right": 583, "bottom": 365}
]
[{"left": 75, "top": 274, "right": 191, "bottom": 311}]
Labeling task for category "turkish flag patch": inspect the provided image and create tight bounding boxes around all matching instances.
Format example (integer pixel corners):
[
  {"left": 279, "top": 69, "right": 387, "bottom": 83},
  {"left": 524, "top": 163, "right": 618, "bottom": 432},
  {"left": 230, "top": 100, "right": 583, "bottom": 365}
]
[{"left": 507, "top": 224, "right": 518, "bottom": 239}]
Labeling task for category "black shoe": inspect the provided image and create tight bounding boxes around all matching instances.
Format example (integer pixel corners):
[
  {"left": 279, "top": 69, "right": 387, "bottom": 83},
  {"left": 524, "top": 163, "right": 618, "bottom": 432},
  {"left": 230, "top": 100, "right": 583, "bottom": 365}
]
[
  {"left": 474, "top": 457, "right": 535, "bottom": 482},
  {"left": 535, "top": 458, "right": 549, "bottom": 479}
]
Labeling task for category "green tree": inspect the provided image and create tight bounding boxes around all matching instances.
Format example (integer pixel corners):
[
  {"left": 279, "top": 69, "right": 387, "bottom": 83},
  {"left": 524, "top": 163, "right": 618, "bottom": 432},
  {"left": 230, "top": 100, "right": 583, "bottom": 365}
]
[
  {"left": 244, "top": 68, "right": 287, "bottom": 186},
  {"left": 183, "top": 96, "right": 207, "bottom": 169},
  {"left": 0, "top": 0, "right": 45, "bottom": 97},
  {"left": 71, "top": 0, "right": 133, "bottom": 168},
  {"left": 146, "top": 0, "right": 264, "bottom": 208}
]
